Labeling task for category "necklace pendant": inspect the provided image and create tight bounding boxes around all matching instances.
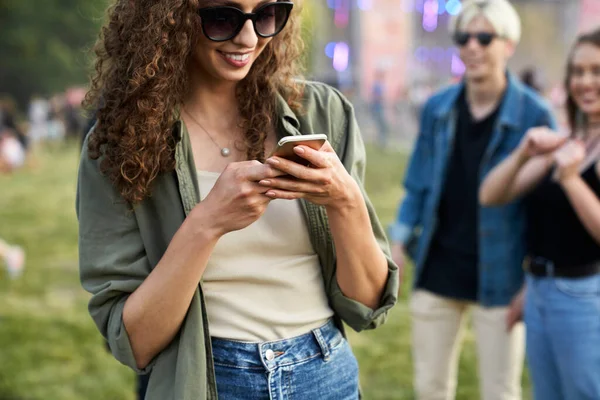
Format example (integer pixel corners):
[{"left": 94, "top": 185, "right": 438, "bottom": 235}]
[{"left": 220, "top": 147, "right": 231, "bottom": 157}]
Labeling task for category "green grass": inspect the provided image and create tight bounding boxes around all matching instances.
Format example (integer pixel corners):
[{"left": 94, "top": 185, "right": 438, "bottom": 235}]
[{"left": 0, "top": 143, "right": 531, "bottom": 399}]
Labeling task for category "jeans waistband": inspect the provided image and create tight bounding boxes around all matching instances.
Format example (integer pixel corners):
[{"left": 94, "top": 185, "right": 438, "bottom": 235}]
[{"left": 210, "top": 319, "right": 343, "bottom": 371}]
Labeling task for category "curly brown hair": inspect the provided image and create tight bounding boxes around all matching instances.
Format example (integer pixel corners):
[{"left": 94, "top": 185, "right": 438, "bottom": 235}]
[
  {"left": 84, "top": 0, "right": 305, "bottom": 204},
  {"left": 565, "top": 27, "right": 600, "bottom": 136}
]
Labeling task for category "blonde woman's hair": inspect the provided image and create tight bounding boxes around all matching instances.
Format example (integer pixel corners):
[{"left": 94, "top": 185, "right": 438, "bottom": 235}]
[{"left": 449, "top": 0, "right": 522, "bottom": 44}]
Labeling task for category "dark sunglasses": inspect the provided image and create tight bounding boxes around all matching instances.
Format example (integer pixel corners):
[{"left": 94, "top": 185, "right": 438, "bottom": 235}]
[
  {"left": 453, "top": 31, "right": 499, "bottom": 47},
  {"left": 198, "top": 1, "right": 294, "bottom": 42}
]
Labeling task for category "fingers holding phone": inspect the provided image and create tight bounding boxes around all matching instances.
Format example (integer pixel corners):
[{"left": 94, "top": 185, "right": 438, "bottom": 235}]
[
  {"left": 262, "top": 139, "right": 361, "bottom": 210},
  {"left": 199, "top": 160, "right": 286, "bottom": 235},
  {"left": 268, "top": 134, "right": 328, "bottom": 166}
]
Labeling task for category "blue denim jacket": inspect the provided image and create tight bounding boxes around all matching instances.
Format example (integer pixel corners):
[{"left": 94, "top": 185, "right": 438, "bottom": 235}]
[{"left": 390, "top": 73, "right": 557, "bottom": 306}]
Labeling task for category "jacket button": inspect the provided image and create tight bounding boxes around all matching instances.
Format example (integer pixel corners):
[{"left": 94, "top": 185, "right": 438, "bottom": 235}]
[{"left": 265, "top": 349, "right": 275, "bottom": 361}]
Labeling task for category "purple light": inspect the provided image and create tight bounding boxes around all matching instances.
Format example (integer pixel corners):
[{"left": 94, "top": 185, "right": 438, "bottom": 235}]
[
  {"left": 413, "top": 0, "right": 459, "bottom": 15},
  {"left": 325, "top": 42, "right": 336, "bottom": 59},
  {"left": 357, "top": 0, "right": 373, "bottom": 11},
  {"left": 401, "top": 0, "right": 416, "bottom": 12},
  {"left": 451, "top": 54, "right": 466, "bottom": 75},
  {"left": 415, "top": 47, "right": 429, "bottom": 62},
  {"left": 333, "top": 42, "right": 350, "bottom": 72},
  {"left": 430, "top": 47, "right": 445, "bottom": 62},
  {"left": 415, "top": 0, "right": 425, "bottom": 13},
  {"left": 437, "top": 0, "right": 446, "bottom": 14},
  {"left": 423, "top": 0, "right": 439, "bottom": 18},
  {"left": 334, "top": 0, "right": 350, "bottom": 28},
  {"left": 422, "top": 0, "right": 439, "bottom": 31}
]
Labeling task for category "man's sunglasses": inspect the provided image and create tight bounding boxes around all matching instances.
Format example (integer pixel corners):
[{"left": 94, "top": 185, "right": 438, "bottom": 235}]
[
  {"left": 198, "top": 2, "right": 294, "bottom": 42},
  {"left": 453, "top": 31, "right": 499, "bottom": 47}
]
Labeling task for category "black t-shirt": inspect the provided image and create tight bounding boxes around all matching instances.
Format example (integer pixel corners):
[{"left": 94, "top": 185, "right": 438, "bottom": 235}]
[
  {"left": 526, "top": 164, "right": 600, "bottom": 267},
  {"left": 418, "top": 90, "right": 501, "bottom": 301}
]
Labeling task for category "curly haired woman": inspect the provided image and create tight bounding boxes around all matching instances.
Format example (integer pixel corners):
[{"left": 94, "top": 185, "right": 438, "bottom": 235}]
[{"left": 76, "top": 1, "right": 399, "bottom": 399}]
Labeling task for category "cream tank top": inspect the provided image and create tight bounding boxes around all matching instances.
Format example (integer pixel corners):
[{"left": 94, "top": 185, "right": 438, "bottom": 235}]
[{"left": 197, "top": 170, "right": 334, "bottom": 342}]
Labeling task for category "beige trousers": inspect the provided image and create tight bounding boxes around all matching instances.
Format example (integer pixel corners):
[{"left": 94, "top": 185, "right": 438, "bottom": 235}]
[{"left": 410, "top": 290, "right": 525, "bottom": 400}]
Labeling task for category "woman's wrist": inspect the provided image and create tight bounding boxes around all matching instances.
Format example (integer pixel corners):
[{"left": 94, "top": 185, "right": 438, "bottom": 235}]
[
  {"left": 187, "top": 201, "right": 224, "bottom": 242},
  {"left": 325, "top": 179, "right": 362, "bottom": 216},
  {"left": 559, "top": 172, "right": 583, "bottom": 189},
  {"left": 515, "top": 145, "right": 532, "bottom": 166}
]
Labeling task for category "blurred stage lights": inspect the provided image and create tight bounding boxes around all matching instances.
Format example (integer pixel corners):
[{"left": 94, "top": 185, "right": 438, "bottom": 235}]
[
  {"left": 325, "top": 0, "right": 462, "bottom": 15},
  {"left": 403, "top": 0, "right": 462, "bottom": 15},
  {"left": 422, "top": 0, "right": 439, "bottom": 32},
  {"left": 415, "top": 46, "right": 465, "bottom": 76},
  {"left": 357, "top": 0, "right": 373, "bottom": 10},
  {"left": 421, "top": 0, "right": 462, "bottom": 31},
  {"left": 325, "top": 42, "right": 350, "bottom": 72}
]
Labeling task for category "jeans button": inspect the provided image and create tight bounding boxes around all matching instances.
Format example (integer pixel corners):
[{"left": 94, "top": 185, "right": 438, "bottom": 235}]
[{"left": 265, "top": 349, "right": 275, "bottom": 361}]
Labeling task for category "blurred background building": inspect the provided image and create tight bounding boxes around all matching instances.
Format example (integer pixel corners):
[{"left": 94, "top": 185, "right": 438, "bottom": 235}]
[
  {"left": 306, "top": 0, "right": 600, "bottom": 144},
  {"left": 311, "top": 0, "right": 598, "bottom": 99}
]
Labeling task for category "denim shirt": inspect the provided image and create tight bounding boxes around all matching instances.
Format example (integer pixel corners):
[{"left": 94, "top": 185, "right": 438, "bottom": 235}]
[{"left": 390, "top": 73, "right": 557, "bottom": 306}]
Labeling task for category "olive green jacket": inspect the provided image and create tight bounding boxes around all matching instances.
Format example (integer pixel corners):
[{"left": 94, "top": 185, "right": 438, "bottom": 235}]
[{"left": 77, "top": 81, "right": 399, "bottom": 400}]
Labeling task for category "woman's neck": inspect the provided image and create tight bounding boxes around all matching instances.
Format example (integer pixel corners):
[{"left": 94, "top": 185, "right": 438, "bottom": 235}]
[{"left": 184, "top": 71, "right": 241, "bottom": 128}]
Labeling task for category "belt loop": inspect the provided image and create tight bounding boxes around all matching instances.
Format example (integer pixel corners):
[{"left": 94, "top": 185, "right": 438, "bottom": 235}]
[{"left": 312, "top": 326, "right": 330, "bottom": 362}]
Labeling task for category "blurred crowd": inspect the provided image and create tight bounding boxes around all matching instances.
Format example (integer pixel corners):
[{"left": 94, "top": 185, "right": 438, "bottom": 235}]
[{"left": 0, "top": 88, "right": 86, "bottom": 281}]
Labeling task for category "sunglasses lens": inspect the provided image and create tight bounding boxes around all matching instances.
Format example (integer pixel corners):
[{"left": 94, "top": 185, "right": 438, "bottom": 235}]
[
  {"left": 454, "top": 32, "right": 470, "bottom": 46},
  {"left": 477, "top": 33, "right": 494, "bottom": 46},
  {"left": 201, "top": 8, "right": 242, "bottom": 41},
  {"left": 255, "top": 3, "right": 291, "bottom": 37}
]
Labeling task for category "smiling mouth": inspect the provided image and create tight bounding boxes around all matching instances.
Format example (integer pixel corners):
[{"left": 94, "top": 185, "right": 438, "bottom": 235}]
[
  {"left": 219, "top": 52, "right": 251, "bottom": 62},
  {"left": 578, "top": 91, "right": 600, "bottom": 102}
]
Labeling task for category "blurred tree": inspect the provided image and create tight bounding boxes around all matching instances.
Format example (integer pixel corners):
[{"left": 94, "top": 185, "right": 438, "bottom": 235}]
[
  {"left": 0, "top": 0, "right": 108, "bottom": 109},
  {"left": 300, "top": 0, "right": 316, "bottom": 74}
]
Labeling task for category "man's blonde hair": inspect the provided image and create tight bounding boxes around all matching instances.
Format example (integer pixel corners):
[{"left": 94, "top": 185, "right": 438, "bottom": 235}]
[{"left": 449, "top": 0, "right": 522, "bottom": 44}]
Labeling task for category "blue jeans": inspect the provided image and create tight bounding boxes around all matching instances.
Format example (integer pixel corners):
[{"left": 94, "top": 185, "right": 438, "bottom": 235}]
[
  {"left": 524, "top": 273, "right": 600, "bottom": 400},
  {"left": 211, "top": 319, "right": 359, "bottom": 400}
]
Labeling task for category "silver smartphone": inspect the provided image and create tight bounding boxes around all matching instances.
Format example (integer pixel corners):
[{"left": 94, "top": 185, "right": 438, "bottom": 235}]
[{"left": 269, "top": 134, "right": 328, "bottom": 165}]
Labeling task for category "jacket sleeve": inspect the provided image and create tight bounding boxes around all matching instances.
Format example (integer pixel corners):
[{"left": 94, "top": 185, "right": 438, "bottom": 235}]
[
  {"left": 327, "top": 89, "right": 399, "bottom": 332},
  {"left": 538, "top": 104, "right": 559, "bottom": 131},
  {"left": 388, "top": 99, "right": 434, "bottom": 246},
  {"left": 76, "top": 139, "right": 154, "bottom": 374}
]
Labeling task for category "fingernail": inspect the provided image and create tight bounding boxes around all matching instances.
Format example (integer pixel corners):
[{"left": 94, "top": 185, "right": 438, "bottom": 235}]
[
  {"left": 266, "top": 191, "right": 276, "bottom": 197},
  {"left": 259, "top": 180, "right": 270, "bottom": 185},
  {"left": 267, "top": 158, "right": 279, "bottom": 165},
  {"left": 294, "top": 146, "right": 305, "bottom": 154}
]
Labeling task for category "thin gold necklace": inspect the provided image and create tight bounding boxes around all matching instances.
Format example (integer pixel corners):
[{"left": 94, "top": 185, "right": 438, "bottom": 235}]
[{"left": 183, "top": 108, "right": 231, "bottom": 157}]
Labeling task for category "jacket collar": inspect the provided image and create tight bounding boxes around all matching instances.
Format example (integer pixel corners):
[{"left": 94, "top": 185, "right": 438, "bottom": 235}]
[
  {"left": 276, "top": 92, "right": 301, "bottom": 131},
  {"left": 434, "top": 71, "right": 524, "bottom": 130}
]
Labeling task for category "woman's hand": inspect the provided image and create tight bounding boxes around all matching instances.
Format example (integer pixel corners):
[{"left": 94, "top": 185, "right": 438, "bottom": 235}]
[
  {"left": 198, "top": 161, "right": 286, "bottom": 236},
  {"left": 555, "top": 140, "right": 586, "bottom": 183},
  {"left": 506, "top": 286, "right": 525, "bottom": 332},
  {"left": 260, "top": 142, "right": 360, "bottom": 211},
  {"left": 517, "top": 126, "right": 567, "bottom": 160}
]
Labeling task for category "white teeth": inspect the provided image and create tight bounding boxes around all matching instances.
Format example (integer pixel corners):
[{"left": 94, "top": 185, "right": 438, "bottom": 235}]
[{"left": 223, "top": 53, "right": 250, "bottom": 62}]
